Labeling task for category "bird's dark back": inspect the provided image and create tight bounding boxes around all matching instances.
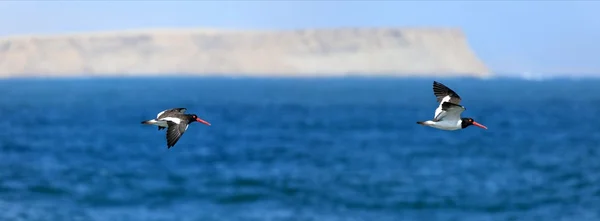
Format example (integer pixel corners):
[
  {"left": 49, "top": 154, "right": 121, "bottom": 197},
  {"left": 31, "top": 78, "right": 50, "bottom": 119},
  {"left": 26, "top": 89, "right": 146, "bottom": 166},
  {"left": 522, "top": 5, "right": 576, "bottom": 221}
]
[{"left": 158, "top": 110, "right": 184, "bottom": 119}]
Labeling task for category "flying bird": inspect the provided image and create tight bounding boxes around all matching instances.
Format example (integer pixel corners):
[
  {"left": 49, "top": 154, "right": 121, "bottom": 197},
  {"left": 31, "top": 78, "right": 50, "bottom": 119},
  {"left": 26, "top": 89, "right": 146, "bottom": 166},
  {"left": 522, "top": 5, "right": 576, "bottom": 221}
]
[
  {"left": 141, "top": 108, "right": 211, "bottom": 148},
  {"left": 416, "top": 81, "right": 487, "bottom": 131}
]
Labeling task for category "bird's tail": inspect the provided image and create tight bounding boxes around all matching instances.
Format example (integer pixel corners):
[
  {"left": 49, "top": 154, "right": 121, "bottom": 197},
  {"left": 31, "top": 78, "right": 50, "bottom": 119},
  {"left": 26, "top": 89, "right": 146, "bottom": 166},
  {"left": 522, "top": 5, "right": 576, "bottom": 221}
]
[
  {"left": 141, "top": 119, "right": 157, "bottom": 125},
  {"left": 417, "top": 120, "right": 435, "bottom": 126}
]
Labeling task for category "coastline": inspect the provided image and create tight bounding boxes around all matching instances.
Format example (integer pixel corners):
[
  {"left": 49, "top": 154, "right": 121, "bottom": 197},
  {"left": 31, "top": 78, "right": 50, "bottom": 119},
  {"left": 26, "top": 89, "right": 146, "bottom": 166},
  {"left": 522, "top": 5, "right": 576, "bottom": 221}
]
[{"left": 0, "top": 27, "right": 490, "bottom": 78}]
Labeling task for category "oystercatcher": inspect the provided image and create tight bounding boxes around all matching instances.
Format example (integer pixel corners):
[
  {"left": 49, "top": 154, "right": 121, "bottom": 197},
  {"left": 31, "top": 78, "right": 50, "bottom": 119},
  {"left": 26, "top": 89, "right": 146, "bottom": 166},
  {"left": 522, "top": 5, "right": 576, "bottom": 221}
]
[
  {"left": 416, "top": 81, "right": 487, "bottom": 131},
  {"left": 141, "top": 108, "right": 211, "bottom": 148}
]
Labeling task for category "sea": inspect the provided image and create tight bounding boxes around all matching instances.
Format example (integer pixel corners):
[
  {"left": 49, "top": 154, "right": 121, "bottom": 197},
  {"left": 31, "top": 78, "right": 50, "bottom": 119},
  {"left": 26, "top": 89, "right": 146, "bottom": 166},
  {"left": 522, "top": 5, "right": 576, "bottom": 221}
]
[{"left": 0, "top": 76, "right": 599, "bottom": 221}]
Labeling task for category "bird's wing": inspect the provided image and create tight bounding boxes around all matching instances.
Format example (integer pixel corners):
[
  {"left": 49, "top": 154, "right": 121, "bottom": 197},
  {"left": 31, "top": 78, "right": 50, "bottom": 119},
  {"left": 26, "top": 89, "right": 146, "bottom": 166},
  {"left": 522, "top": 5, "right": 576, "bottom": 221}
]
[
  {"left": 433, "top": 95, "right": 451, "bottom": 120},
  {"left": 165, "top": 121, "right": 188, "bottom": 149},
  {"left": 433, "top": 81, "right": 461, "bottom": 104},
  {"left": 433, "top": 102, "right": 465, "bottom": 122},
  {"left": 157, "top": 108, "right": 187, "bottom": 119},
  {"left": 159, "top": 116, "right": 182, "bottom": 124}
]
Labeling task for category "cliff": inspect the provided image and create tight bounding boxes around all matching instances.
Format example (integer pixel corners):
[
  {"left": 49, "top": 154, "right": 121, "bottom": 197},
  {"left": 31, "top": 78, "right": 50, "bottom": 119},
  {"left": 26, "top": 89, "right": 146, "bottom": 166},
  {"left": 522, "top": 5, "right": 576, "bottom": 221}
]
[{"left": 0, "top": 27, "right": 490, "bottom": 78}]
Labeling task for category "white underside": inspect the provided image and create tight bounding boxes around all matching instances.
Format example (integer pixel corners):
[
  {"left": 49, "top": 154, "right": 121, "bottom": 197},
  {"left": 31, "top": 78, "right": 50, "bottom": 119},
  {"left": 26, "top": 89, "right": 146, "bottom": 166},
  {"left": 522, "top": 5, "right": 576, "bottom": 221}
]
[
  {"left": 422, "top": 120, "right": 462, "bottom": 131},
  {"left": 424, "top": 94, "right": 465, "bottom": 131},
  {"left": 425, "top": 94, "right": 463, "bottom": 131}
]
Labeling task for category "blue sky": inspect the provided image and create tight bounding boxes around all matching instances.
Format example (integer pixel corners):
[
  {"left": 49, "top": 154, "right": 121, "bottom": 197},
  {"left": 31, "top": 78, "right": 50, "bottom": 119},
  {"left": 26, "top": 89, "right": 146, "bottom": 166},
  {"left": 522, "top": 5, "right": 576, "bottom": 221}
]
[{"left": 1, "top": 1, "right": 599, "bottom": 75}]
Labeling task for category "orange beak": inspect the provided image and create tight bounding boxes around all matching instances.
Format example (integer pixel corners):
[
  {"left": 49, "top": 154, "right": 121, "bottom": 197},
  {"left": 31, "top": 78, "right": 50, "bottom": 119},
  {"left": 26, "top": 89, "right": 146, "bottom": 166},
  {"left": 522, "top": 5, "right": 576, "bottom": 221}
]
[
  {"left": 196, "top": 118, "right": 211, "bottom": 126},
  {"left": 472, "top": 121, "right": 487, "bottom": 130}
]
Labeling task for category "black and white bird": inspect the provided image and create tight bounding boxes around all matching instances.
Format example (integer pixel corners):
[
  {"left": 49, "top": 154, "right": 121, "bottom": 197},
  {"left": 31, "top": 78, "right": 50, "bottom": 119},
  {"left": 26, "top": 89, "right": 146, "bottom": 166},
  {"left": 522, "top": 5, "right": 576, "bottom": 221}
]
[
  {"left": 416, "top": 81, "right": 487, "bottom": 131},
  {"left": 141, "top": 108, "right": 211, "bottom": 149}
]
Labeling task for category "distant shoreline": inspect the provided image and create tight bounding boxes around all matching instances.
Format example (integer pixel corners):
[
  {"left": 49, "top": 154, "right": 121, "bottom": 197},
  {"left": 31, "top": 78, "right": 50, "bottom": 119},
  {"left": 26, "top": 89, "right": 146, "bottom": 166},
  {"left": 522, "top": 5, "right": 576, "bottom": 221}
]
[
  {"left": 0, "top": 72, "right": 490, "bottom": 80},
  {"left": 2, "top": 74, "right": 599, "bottom": 83},
  {"left": 0, "top": 27, "right": 489, "bottom": 78},
  {"left": 0, "top": 26, "right": 468, "bottom": 40}
]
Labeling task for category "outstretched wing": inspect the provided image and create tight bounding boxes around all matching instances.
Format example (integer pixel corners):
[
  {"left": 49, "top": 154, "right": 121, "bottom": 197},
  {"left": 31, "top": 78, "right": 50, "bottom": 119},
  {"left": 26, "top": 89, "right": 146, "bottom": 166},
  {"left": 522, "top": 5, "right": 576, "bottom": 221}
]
[
  {"left": 433, "top": 102, "right": 465, "bottom": 122},
  {"left": 165, "top": 121, "right": 189, "bottom": 149},
  {"left": 157, "top": 108, "right": 187, "bottom": 119},
  {"left": 433, "top": 81, "right": 461, "bottom": 104}
]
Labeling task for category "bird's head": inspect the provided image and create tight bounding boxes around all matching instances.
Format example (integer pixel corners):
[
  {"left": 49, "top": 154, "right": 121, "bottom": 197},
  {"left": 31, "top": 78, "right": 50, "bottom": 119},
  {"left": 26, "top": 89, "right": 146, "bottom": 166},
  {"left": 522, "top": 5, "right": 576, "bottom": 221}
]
[
  {"left": 461, "top": 118, "right": 487, "bottom": 129},
  {"left": 189, "top": 114, "right": 211, "bottom": 126}
]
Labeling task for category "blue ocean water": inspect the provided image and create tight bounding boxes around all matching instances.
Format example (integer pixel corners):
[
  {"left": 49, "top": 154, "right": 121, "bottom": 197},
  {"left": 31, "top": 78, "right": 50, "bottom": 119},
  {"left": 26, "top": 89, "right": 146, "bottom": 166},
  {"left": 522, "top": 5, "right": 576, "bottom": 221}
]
[{"left": 1, "top": 77, "right": 599, "bottom": 221}]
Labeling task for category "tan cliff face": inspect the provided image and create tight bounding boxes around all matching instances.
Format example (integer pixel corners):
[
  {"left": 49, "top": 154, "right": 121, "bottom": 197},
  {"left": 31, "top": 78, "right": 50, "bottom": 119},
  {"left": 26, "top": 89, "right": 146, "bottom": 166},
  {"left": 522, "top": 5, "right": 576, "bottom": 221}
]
[{"left": 0, "top": 27, "right": 490, "bottom": 78}]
